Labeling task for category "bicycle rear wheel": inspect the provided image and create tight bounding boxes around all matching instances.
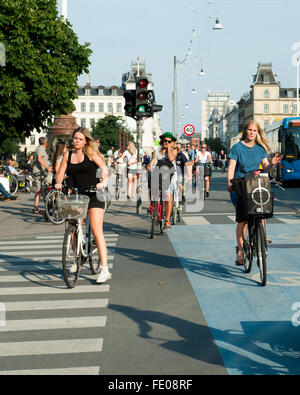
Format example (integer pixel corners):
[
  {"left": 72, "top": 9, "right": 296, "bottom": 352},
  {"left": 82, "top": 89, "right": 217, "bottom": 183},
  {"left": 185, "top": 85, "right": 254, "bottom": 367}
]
[
  {"left": 45, "top": 190, "right": 65, "bottom": 225},
  {"left": 62, "top": 225, "right": 81, "bottom": 288},
  {"left": 256, "top": 221, "right": 267, "bottom": 286},
  {"left": 89, "top": 233, "right": 101, "bottom": 274}
]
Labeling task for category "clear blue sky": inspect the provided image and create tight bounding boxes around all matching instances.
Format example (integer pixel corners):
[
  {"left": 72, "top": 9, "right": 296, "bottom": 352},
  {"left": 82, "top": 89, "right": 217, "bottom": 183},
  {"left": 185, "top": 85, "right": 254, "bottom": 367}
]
[{"left": 57, "top": 0, "right": 300, "bottom": 134}]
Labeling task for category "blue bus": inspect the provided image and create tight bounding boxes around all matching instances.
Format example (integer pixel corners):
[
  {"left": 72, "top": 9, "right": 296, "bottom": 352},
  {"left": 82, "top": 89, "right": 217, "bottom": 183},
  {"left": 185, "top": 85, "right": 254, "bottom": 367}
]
[{"left": 266, "top": 117, "right": 300, "bottom": 182}]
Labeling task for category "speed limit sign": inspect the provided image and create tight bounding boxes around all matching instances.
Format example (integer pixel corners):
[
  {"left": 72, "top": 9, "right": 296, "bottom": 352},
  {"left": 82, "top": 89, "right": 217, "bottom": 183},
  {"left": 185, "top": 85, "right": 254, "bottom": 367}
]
[{"left": 184, "top": 124, "right": 195, "bottom": 136}]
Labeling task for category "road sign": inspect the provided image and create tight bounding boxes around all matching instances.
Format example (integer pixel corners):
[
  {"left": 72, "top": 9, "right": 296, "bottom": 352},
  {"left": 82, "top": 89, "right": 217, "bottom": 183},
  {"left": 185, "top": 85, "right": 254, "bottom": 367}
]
[{"left": 184, "top": 124, "right": 195, "bottom": 136}]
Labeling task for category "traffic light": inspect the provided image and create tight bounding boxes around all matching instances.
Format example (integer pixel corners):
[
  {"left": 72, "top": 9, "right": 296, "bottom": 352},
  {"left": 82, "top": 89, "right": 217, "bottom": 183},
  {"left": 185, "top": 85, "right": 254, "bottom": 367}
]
[
  {"left": 123, "top": 90, "right": 136, "bottom": 118},
  {"left": 135, "top": 77, "right": 152, "bottom": 117}
]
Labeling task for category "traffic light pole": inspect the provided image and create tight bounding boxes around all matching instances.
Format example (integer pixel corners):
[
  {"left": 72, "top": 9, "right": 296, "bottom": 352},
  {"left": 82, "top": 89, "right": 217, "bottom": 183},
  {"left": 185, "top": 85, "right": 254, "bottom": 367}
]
[{"left": 136, "top": 116, "right": 143, "bottom": 214}]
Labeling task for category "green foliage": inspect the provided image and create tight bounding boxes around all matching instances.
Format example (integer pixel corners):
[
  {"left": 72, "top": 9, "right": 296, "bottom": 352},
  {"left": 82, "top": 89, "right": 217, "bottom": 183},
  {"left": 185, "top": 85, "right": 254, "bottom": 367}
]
[
  {"left": 0, "top": 0, "right": 92, "bottom": 140},
  {"left": 204, "top": 137, "right": 227, "bottom": 154},
  {"left": 92, "top": 115, "right": 132, "bottom": 154},
  {"left": 0, "top": 137, "right": 20, "bottom": 158}
]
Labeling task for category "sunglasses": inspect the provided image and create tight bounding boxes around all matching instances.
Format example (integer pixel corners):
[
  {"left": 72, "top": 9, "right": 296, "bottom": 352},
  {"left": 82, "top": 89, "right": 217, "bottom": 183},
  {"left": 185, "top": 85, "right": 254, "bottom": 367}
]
[
  {"left": 163, "top": 139, "right": 172, "bottom": 143},
  {"left": 201, "top": 146, "right": 207, "bottom": 149}
]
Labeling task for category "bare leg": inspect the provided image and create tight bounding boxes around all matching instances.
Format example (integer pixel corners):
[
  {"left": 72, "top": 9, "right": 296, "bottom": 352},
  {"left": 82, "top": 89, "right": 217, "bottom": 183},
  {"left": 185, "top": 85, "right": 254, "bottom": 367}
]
[{"left": 89, "top": 208, "right": 107, "bottom": 268}]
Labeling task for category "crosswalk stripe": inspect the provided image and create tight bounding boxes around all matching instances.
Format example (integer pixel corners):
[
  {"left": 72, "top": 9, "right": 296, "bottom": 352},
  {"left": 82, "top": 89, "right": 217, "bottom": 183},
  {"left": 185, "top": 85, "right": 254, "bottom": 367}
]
[
  {"left": 4, "top": 298, "right": 109, "bottom": 311},
  {"left": 0, "top": 367, "right": 100, "bottom": 375},
  {"left": 0, "top": 316, "right": 107, "bottom": 332},
  {"left": 276, "top": 217, "right": 300, "bottom": 224},
  {"left": 0, "top": 284, "right": 110, "bottom": 295},
  {"left": 0, "top": 366, "right": 100, "bottom": 375},
  {"left": 0, "top": 338, "right": 103, "bottom": 356},
  {"left": 37, "top": 234, "right": 117, "bottom": 239},
  {"left": 0, "top": 255, "right": 114, "bottom": 264},
  {"left": 183, "top": 216, "right": 210, "bottom": 225},
  {"left": 0, "top": 271, "right": 113, "bottom": 282},
  {"left": 0, "top": 242, "right": 116, "bottom": 252},
  {"left": 0, "top": 263, "right": 114, "bottom": 272},
  {"left": 0, "top": 248, "right": 116, "bottom": 256},
  {"left": 0, "top": 236, "right": 118, "bottom": 245}
]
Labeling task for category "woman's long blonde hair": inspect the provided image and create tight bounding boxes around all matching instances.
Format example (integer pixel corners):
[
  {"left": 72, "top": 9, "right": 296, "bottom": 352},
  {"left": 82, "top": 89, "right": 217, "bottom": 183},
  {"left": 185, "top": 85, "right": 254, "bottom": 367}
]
[
  {"left": 128, "top": 141, "right": 137, "bottom": 155},
  {"left": 72, "top": 127, "right": 102, "bottom": 160},
  {"left": 241, "top": 120, "right": 271, "bottom": 153}
]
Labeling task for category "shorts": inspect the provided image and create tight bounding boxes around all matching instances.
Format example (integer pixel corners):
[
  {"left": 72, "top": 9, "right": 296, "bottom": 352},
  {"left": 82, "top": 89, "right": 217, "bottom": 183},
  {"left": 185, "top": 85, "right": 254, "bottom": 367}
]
[
  {"left": 85, "top": 192, "right": 105, "bottom": 210},
  {"left": 128, "top": 169, "right": 138, "bottom": 177},
  {"left": 34, "top": 173, "right": 52, "bottom": 191},
  {"left": 230, "top": 190, "right": 247, "bottom": 223}
]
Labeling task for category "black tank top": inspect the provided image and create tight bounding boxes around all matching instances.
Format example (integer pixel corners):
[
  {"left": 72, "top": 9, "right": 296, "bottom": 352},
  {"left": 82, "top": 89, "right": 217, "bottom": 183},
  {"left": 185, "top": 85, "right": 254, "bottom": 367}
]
[{"left": 66, "top": 152, "right": 98, "bottom": 189}]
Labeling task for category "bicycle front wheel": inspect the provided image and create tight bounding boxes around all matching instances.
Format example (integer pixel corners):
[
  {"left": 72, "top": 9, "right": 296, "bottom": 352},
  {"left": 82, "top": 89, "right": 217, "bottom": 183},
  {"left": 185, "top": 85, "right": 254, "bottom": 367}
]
[
  {"left": 256, "top": 221, "right": 267, "bottom": 286},
  {"left": 9, "top": 175, "right": 18, "bottom": 196},
  {"left": 45, "top": 190, "right": 65, "bottom": 225},
  {"left": 62, "top": 225, "right": 81, "bottom": 288},
  {"left": 243, "top": 228, "right": 253, "bottom": 274}
]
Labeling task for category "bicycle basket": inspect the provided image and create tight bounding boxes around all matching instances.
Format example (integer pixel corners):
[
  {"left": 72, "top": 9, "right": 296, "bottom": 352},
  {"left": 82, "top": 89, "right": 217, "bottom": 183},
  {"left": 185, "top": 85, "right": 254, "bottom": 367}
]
[
  {"left": 241, "top": 173, "right": 274, "bottom": 218},
  {"left": 57, "top": 195, "right": 90, "bottom": 219}
]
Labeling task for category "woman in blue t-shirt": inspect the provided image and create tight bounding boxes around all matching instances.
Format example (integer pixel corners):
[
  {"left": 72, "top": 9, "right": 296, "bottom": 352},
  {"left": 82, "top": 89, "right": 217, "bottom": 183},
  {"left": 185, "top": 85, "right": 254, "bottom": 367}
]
[{"left": 227, "top": 120, "right": 282, "bottom": 266}]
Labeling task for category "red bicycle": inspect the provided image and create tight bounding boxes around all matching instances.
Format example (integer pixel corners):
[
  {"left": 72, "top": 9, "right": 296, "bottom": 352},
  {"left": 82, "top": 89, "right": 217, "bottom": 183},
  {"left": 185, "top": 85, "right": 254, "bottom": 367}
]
[{"left": 149, "top": 189, "right": 166, "bottom": 239}]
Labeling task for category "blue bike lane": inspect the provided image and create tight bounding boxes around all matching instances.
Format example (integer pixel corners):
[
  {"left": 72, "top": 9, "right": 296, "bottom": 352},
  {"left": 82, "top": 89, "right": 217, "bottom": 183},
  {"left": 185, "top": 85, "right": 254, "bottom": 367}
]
[{"left": 168, "top": 223, "right": 300, "bottom": 375}]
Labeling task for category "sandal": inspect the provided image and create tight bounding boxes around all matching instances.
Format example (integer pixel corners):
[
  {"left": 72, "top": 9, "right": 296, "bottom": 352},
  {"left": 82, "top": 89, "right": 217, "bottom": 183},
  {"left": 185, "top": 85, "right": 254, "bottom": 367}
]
[
  {"left": 266, "top": 238, "right": 272, "bottom": 244},
  {"left": 235, "top": 247, "right": 245, "bottom": 266},
  {"left": 32, "top": 208, "right": 41, "bottom": 214}
]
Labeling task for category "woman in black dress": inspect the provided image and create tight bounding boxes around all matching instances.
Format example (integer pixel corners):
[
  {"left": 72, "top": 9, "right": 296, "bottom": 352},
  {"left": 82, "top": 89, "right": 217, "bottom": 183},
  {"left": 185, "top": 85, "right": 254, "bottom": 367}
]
[{"left": 55, "top": 127, "right": 110, "bottom": 283}]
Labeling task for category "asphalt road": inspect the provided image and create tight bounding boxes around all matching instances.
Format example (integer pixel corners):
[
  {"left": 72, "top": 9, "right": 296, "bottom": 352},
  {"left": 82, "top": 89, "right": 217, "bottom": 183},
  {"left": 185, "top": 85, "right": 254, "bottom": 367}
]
[{"left": 0, "top": 170, "right": 299, "bottom": 375}]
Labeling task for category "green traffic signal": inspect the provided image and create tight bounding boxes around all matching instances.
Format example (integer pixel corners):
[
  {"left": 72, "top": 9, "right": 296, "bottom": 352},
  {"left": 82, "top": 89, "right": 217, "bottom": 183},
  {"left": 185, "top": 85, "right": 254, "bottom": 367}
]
[{"left": 137, "top": 105, "right": 146, "bottom": 114}]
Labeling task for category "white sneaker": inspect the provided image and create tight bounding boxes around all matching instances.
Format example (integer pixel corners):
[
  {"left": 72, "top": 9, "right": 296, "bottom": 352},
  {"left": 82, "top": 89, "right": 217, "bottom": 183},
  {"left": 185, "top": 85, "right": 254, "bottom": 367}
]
[
  {"left": 69, "top": 264, "right": 78, "bottom": 273},
  {"left": 96, "top": 267, "right": 111, "bottom": 283}
]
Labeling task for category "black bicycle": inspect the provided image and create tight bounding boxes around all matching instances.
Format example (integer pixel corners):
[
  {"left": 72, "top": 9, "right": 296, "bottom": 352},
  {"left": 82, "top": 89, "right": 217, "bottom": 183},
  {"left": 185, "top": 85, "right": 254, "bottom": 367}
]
[
  {"left": 242, "top": 215, "right": 268, "bottom": 286},
  {"left": 232, "top": 174, "right": 279, "bottom": 286}
]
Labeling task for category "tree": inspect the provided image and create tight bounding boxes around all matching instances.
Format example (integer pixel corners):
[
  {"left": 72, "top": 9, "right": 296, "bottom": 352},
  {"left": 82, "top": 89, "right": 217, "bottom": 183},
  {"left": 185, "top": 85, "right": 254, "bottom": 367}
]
[
  {"left": 204, "top": 137, "right": 227, "bottom": 154},
  {"left": 0, "top": 0, "right": 91, "bottom": 141},
  {"left": 0, "top": 137, "right": 20, "bottom": 159},
  {"left": 92, "top": 115, "right": 133, "bottom": 154}
]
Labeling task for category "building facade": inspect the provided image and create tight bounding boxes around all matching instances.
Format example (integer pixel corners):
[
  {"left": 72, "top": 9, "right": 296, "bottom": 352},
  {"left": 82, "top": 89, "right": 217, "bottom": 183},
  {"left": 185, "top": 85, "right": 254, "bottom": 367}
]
[
  {"left": 201, "top": 90, "right": 236, "bottom": 140},
  {"left": 238, "top": 63, "right": 300, "bottom": 132}
]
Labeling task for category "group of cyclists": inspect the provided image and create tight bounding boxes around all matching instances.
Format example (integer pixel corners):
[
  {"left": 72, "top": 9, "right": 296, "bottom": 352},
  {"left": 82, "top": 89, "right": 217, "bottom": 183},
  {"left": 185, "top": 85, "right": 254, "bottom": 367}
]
[{"left": 1, "top": 118, "right": 283, "bottom": 281}]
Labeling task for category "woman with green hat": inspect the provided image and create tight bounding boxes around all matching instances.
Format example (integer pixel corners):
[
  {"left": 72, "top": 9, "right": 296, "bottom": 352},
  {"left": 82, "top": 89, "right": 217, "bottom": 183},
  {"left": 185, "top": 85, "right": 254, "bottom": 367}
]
[{"left": 147, "top": 132, "right": 177, "bottom": 230}]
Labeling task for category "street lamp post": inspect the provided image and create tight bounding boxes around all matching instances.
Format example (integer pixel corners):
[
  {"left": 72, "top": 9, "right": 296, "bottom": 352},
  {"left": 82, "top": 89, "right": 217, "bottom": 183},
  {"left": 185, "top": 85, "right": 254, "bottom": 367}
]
[{"left": 297, "top": 57, "right": 299, "bottom": 117}]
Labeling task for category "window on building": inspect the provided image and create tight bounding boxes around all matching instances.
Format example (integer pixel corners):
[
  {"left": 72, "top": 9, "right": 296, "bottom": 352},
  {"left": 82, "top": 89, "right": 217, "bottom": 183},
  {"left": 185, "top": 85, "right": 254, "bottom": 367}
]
[
  {"left": 30, "top": 135, "right": 35, "bottom": 145},
  {"left": 287, "top": 90, "right": 293, "bottom": 98},
  {"left": 264, "top": 104, "right": 269, "bottom": 113},
  {"left": 98, "top": 89, "right": 104, "bottom": 96},
  {"left": 292, "top": 105, "right": 297, "bottom": 114},
  {"left": 89, "top": 103, "right": 95, "bottom": 112},
  {"left": 264, "top": 120, "right": 269, "bottom": 130},
  {"left": 81, "top": 118, "right": 86, "bottom": 127},
  {"left": 90, "top": 119, "right": 96, "bottom": 128},
  {"left": 264, "top": 89, "right": 269, "bottom": 99},
  {"left": 98, "top": 103, "right": 104, "bottom": 112},
  {"left": 108, "top": 103, "right": 113, "bottom": 113},
  {"left": 85, "top": 88, "right": 91, "bottom": 96},
  {"left": 112, "top": 89, "right": 118, "bottom": 96},
  {"left": 80, "top": 103, "right": 86, "bottom": 112},
  {"left": 116, "top": 103, "right": 122, "bottom": 113},
  {"left": 283, "top": 104, "right": 289, "bottom": 113}
]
